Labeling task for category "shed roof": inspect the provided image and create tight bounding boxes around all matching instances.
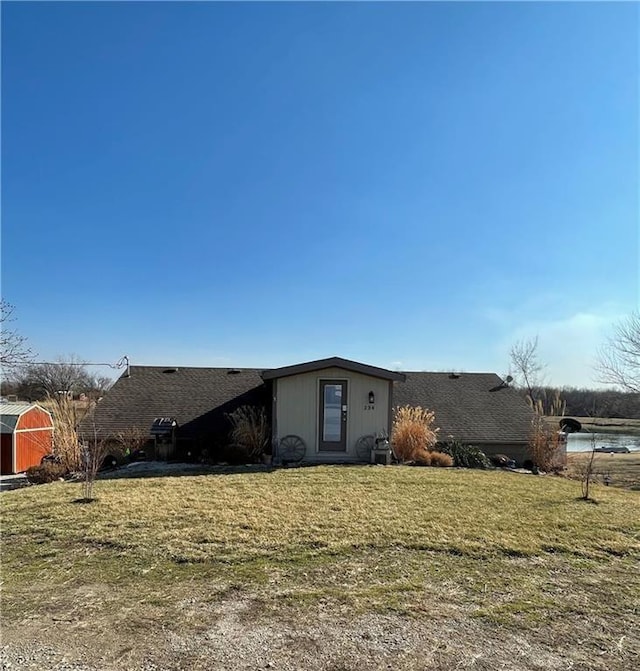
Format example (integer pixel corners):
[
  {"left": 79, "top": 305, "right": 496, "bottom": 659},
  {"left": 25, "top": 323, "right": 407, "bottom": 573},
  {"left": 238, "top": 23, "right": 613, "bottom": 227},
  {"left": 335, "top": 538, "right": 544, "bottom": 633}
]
[
  {"left": 394, "top": 372, "right": 534, "bottom": 444},
  {"left": 261, "top": 357, "right": 406, "bottom": 382},
  {"left": 0, "top": 403, "right": 51, "bottom": 434}
]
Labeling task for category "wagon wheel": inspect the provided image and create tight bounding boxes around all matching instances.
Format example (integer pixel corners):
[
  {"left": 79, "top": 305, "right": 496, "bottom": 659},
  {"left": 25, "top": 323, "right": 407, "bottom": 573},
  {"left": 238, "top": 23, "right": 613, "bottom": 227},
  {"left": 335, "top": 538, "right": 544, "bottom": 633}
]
[
  {"left": 279, "top": 435, "right": 306, "bottom": 465},
  {"left": 355, "top": 434, "right": 376, "bottom": 462}
]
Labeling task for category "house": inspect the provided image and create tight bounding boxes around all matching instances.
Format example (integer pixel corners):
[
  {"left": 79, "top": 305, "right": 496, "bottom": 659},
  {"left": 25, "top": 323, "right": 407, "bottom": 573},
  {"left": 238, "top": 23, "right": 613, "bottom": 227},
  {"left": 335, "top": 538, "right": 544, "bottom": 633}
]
[
  {"left": 84, "top": 356, "right": 538, "bottom": 466},
  {"left": 0, "top": 402, "right": 54, "bottom": 474},
  {"left": 394, "top": 371, "right": 536, "bottom": 465}
]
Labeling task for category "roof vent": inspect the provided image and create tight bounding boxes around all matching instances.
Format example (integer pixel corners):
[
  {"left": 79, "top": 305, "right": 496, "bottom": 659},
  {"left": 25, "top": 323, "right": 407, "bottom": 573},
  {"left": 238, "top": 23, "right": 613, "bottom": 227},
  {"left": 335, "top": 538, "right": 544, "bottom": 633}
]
[
  {"left": 449, "top": 372, "right": 461, "bottom": 379},
  {"left": 227, "top": 369, "right": 241, "bottom": 375},
  {"left": 162, "top": 368, "right": 178, "bottom": 374}
]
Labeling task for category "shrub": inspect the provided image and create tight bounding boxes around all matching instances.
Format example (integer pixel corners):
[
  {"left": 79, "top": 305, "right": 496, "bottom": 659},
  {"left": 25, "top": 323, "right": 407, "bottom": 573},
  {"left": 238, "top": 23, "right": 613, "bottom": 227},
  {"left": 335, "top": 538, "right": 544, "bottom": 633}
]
[
  {"left": 227, "top": 405, "right": 270, "bottom": 463},
  {"left": 25, "top": 463, "right": 67, "bottom": 484},
  {"left": 412, "top": 451, "right": 432, "bottom": 466},
  {"left": 440, "top": 440, "right": 491, "bottom": 469},
  {"left": 114, "top": 427, "right": 150, "bottom": 462},
  {"left": 429, "top": 451, "right": 454, "bottom": 468},
  {"left": 529, "top": 415, "right": 565, "bottom": 472},
  {"left": 42, "top": 394, "right": 90, "bottom": 472},
  {"left": 392, "top": 405, "right": 439, "bottom": 462}
]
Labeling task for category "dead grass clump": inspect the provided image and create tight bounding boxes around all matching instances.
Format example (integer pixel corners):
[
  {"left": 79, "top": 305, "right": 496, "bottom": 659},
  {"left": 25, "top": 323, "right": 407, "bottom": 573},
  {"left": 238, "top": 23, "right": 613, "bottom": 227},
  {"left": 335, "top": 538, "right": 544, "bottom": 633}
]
[
  {"left": 413, "top": 451, "right": 432, "bottom": 466},
  {"left": 42, "top": 395, "right": 90, "bottom": 471},
  {"left": 529, "top": 414, "right": 565, "bottom": 472},
  {"left": 228, "top": 405, "right": 270, "bottom": 463},
  {"left": 392, "top": 405, "right": 439, "bottom": 462},
  {"left": 413, "top": 451, "right": 452, "bottom": 468},
  {"left": 529, "top": 391, "right": 566, "bottom": 417},
  {"left": 429, "top": 452, "right": 454, "bottom": 467}
]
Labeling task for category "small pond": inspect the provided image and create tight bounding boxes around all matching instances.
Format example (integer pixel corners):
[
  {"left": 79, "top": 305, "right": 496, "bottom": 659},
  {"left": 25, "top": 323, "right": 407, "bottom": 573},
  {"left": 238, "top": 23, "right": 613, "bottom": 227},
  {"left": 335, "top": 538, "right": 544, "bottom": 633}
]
[{"left": 566, "top": 432, "right": 640, "bottom": 453}]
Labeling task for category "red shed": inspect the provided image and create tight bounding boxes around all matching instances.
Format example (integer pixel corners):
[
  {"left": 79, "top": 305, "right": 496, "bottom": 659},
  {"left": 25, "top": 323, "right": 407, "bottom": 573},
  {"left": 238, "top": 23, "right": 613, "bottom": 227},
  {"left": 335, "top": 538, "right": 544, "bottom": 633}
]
[{"left": 0, "top": 403, "right": 54, "bottom": 474}]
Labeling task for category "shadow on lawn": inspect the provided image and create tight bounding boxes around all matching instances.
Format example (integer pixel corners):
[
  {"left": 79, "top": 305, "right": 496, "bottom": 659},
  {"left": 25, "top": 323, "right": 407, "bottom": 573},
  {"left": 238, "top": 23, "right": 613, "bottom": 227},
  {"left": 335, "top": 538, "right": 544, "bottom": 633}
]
[
  {"left": 96, "top": 462, "right": 279, "bottom": 481},
  {"left": 95, "top": 460, "right": 377, "bottom": 482}
]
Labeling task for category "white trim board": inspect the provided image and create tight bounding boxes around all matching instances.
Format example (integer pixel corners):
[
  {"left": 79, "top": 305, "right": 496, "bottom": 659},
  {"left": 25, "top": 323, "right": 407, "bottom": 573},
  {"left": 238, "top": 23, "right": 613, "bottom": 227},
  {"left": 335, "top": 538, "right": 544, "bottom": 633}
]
[{"left": 14, "top": 426, "right": 54, "bottom": 434}]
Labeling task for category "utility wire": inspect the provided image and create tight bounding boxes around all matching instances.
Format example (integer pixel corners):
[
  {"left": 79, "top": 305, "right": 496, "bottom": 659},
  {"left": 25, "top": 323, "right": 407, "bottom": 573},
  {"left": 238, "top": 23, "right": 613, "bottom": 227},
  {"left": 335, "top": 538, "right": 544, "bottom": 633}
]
[{"left": 29, "top": 355, "right": 129, "bottom": 370}]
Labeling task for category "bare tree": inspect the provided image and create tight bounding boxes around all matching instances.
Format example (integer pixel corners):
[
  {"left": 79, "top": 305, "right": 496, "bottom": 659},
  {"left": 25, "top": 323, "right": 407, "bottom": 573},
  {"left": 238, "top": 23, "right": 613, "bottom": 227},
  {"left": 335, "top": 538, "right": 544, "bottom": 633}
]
[
  {"left": 0, "top": 300, "right": 34, "bottom": 370},
  {"left": 90, "top": 374, "right": 113, "bottom": 396},
  {"left": 80, "top": 425, "right": 109, "bottom": 502},
  {"left": 510, "top": 336, "right": 545, "bottom": 406},
  {"left": 13, "top": 355, "right": 94, "bottom": 399},
  {"left": 575, "top": 432, "right": 598, "bottom": 501},
  {"left": 596, "top": 312, "right": 640, "bottom": 393}
]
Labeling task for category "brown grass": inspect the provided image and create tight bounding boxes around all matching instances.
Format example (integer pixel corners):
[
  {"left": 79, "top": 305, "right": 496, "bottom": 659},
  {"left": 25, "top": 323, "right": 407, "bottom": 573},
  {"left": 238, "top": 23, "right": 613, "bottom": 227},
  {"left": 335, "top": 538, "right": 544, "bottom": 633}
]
[
  {"left": 529, "top": 414, "right": 566, "bottom": 471},
  {"left": 392, "top": 405, "right": 439, "bottom": 462},
  {"left": 40, "top": 395, "right": 89, "bottom": 471},
  {"left": 2, "top": 467, "right": 639, "bottom": 670},
  {"left": 567, "top": 451, "right": 640, "bottom": 489},
  {"left": 227, "top": 405, "right": 269, "bottom": 462},
  {"left": 429, "top": 451, "right": 454, "bottom": 467},
  {"left": 415, "top": 451, "right": 454, "bottom": 467}
]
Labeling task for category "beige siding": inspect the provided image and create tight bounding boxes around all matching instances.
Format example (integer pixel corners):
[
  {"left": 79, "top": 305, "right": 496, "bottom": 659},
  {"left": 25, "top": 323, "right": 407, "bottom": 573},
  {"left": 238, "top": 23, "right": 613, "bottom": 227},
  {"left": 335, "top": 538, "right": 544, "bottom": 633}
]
[{"left": 276, "top": 367, "right": 391, "bottom": 463}]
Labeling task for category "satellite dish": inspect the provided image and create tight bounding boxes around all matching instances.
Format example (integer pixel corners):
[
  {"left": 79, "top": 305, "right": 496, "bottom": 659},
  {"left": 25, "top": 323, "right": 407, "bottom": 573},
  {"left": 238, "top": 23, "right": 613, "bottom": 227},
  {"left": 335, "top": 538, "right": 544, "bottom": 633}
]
[
  {"left": 506, "top": 375, "right": 513, "bottom": 384},
  {"left": 559, "top": 417, "right": 582, "bottom": 434}
]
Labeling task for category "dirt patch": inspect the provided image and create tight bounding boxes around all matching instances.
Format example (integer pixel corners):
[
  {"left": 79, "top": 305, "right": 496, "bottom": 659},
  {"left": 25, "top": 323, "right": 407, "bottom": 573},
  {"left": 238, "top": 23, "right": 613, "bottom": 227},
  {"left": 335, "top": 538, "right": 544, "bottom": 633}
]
[{"left": 2, "top": 593, "right": 636, "bottom": 671}]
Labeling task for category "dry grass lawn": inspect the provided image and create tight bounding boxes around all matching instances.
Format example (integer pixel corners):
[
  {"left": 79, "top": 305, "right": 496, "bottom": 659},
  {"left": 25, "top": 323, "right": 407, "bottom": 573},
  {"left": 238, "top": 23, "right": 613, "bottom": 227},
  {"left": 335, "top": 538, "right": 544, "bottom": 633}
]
[
  {"left": 2, "top": 465, "right": 639, "bottom": 670},
  {"left": 567, "top": 451, "right": 640, "bottom": 489}
]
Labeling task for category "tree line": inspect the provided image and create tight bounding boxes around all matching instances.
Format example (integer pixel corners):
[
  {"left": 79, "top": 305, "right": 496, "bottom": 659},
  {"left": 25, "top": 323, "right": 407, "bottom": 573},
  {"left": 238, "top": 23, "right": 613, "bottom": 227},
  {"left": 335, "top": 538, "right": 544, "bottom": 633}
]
[
  {"left": 509, "top": 313, "right": 640, "bottom": 419},
  {"left": 518, "top": 386, "right": 639, "bottom": 420},
  {"left": 1, "top": 356, "right": 112, "bottom": 401}
]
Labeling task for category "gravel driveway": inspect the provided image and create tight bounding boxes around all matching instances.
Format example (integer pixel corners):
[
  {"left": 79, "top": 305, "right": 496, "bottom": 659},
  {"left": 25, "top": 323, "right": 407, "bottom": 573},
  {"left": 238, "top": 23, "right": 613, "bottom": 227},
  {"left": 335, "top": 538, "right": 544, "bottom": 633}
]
[{"left": 0, "top": 595, "right": 607, "bottom": 671}]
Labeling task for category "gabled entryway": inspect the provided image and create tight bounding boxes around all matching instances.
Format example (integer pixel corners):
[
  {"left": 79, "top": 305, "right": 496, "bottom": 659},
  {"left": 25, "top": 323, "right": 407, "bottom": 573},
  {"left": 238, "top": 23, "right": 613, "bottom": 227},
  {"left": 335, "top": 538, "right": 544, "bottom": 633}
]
[{"left": 261, "top": 357, "right": 406, "bottom": 464}]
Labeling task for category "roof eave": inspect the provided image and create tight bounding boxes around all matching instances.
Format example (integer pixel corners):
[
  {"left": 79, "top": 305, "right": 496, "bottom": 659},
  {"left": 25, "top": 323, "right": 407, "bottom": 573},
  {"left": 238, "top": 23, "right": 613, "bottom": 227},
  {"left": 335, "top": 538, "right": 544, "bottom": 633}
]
[{"left": 260, "top": 357, "right": 406, "bottom": 382}]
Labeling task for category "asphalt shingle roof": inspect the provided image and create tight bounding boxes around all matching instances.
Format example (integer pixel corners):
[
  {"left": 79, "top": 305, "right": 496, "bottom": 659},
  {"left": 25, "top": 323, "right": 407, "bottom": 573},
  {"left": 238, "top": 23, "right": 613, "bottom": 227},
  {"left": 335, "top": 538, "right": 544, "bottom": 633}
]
[
  {"left": 394, "top": 372, "right": 533, "bottom": 444},
  {"left": 85, "top": 365, "right": 534, "bottom": 445},
  {"left": 84, "top": 366, "right": 267, "bottom": 438}
]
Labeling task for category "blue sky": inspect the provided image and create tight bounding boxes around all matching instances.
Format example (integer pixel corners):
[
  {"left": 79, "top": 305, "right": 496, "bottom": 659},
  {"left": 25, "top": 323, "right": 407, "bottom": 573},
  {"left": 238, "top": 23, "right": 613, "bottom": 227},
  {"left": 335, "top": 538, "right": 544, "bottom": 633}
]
[{"left": 2, "top": 1, "right": 638, "bottom": 387}]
